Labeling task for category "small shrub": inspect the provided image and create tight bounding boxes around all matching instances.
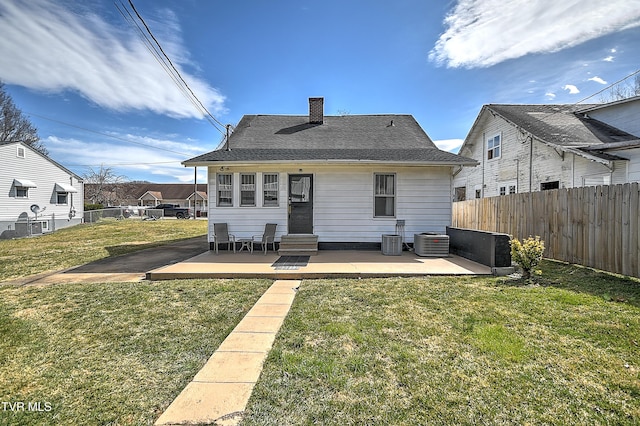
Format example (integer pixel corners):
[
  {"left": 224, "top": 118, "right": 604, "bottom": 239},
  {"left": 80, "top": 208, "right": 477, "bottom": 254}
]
[
  {"left": 510, "top": 236, "right": 545, "bottom": 279},
  {"left": 84, "top": 203, "right": 104, "bottom": 211}
]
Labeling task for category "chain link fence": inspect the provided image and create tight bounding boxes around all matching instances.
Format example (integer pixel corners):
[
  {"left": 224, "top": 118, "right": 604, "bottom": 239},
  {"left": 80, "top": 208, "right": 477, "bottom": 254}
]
[{"left": 83, "top": 207, "right": 164, "bottom": 223}]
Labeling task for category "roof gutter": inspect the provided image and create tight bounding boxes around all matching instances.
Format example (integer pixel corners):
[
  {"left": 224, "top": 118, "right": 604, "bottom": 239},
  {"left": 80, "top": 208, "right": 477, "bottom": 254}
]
[{"left": 182, "top": 159, "right": 479, "bottom": 168}]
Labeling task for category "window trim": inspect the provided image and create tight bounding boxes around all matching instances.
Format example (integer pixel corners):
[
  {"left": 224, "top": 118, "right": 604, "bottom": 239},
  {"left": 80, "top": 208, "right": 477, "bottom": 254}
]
[
  {"left": 499, "top": 181, "right": 517, "bottom": 196},
  {"left": 17, "top": 146, "right": 26, "bottom": 158},
  {"left": 541, "top": 181, "right": 559, "bottom": 191},
  {"left": 240, "top": 173, "right": 256, "bottom": 207},
  {"left": 56, "top": 192, "right": 69, "bottom": 205},
  {"left": 487, "top": 133, "right": 501, "bottom": 160},
  {"left": 216, "top": 173, "right": 233, "bottom": 207},
  {"left": 15, "top": 187, "right": 29, "bottom": 198},
  {"left": 373, "top": 173, "right": 396, "bottom": 218},
  {"left": 262, "top": 173, "right": 279, "bottom": 207}
]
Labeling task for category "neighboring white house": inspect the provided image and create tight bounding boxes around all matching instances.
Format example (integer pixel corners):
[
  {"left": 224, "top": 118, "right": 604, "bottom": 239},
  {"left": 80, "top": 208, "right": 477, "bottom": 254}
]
[
  {"left": 183, "top": 97, "right": 477, "bottom": 249},
  {"left": 1, "top": 141, "right": 83, "bottom": 239},
  {"left": 453, "top": 100, "right": 640, "bottom": 200},
  {"left": 578, "top": 95, "right": 640, "bottom": 137}
]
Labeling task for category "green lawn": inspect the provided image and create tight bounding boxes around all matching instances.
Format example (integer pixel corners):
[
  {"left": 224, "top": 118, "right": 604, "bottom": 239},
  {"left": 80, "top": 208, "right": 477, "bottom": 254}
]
[
  {"left": 0, "top": 219, "right": 207, "bottom": 282},
  {"left": 2, "top": 220, "right": 639, "bottom": 425},
  {"left": 243, "top": 261, "right": 640, "bottom": 425},
  {"left": 0, "top": 278, "right": 272, "bottom": 425}
]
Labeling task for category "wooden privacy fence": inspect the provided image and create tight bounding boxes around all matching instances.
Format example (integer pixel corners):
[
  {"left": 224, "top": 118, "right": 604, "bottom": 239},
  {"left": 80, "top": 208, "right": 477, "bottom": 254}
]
[{"left": 452, "top": 182, "right": 640, "bottom": 278}]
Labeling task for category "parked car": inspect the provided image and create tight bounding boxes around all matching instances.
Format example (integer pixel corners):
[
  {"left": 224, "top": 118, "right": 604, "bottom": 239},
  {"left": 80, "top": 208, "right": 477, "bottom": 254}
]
[{"left": 153, "top": 204, "right": 192, "bottom": 219}]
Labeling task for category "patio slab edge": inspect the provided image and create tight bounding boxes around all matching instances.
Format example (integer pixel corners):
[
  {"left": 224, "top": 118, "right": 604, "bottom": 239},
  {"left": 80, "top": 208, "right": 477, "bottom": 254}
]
[{"left": 146, "top": 270, "right": 492, "bottom": 280}]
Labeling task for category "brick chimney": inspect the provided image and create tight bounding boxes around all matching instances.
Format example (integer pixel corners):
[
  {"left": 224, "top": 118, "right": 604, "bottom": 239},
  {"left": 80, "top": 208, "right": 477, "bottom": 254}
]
[{"left": 309, "top": 97, "right": 324, "bottom": 124}]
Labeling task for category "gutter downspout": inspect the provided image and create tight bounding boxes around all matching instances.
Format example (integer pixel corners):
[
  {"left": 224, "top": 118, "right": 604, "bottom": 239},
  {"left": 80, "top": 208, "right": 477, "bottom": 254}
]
[
  {"left": 529, "top": 135, "right": 533, "bottom": 192},
  {"left": 481, "top": 132, "right": 485, "bottom": 197}
]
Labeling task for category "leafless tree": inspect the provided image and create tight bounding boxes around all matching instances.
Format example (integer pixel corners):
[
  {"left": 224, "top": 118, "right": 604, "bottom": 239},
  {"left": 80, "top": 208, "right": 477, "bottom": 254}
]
[
  {"left": 0, "top": 81, "right": 47, "bottom": 155},
  {"left": 599, "top": 75, "right": 640, "bottom": 102},
  {"left": 83, "top": 165, "right": 129, "bottom": 206}
]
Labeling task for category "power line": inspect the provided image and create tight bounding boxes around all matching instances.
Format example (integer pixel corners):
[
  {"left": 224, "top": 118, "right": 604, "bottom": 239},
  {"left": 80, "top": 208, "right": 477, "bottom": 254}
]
[
  {"left": 574, "top": 68, "right": 640, "bottom": 105},
  {"left": 116, "top": 0, "right": 228, "bottom": 136},
  {"left": 114, "top": 2, "right": 225, "bottom": 135},
  {"left": 25, "top": 111, "right": 193, "bottom": 156},
  {"left": 534, "top": 67, "right": 640, "bottom": 122},
  {"left": 66, "top": 160, "right": 182, "bottom": 167}
]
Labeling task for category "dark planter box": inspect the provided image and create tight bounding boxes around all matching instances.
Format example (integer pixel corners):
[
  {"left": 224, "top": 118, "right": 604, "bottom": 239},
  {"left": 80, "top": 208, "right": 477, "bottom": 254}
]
[{"left": 446, "top": 227, "right": 511, "bottom": 268}]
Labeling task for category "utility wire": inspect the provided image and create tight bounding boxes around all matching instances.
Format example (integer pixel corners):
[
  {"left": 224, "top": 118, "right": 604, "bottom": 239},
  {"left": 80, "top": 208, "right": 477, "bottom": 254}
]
[
  {"left": 118, "top": 0, "right": 227, "bottom": 136},
  {"left": 574, "top": 68, "right": 640, "bottom": 105},
  {"left": 25, "top": 111, "right": 193, "bottom": 156},
  {"left": 533, "top": 68, "right": 640, "bottom": 122},
  {"left": 114, "top": 3, "right": 212, "bottom": 130},
  {"left": 66, "top": 160, "right": 182, "bottom": 167}
]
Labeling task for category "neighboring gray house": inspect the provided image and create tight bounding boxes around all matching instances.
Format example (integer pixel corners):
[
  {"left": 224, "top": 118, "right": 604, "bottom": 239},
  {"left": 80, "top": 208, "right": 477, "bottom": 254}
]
[
  {"left": 1, "top": 141, "right": 83, "bottom": 238},
  {"left": 454, "top": 98, "right": 640, "bottom": 200},
  {"left": 183, "top": 97, "right": 476, "bottom": 249}
]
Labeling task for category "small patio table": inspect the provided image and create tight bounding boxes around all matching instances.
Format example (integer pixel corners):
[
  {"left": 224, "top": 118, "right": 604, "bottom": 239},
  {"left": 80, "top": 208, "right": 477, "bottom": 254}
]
[{"left": 237, "top": 238, "right": 253, "bottom": 253}]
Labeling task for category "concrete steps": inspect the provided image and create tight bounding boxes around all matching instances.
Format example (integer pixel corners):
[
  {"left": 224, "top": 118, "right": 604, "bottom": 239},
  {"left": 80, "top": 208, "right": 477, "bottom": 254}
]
[{"left": 278, "top": 234, "right": 318, "bottom": 256}]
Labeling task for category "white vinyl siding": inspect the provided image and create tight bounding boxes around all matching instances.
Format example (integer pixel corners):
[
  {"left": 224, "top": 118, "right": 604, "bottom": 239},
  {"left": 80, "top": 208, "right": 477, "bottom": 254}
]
[
  {"left": 1, "top": 142, "right": 83, "bottom": 234},
  {"left": 207, "top": 165, "right": 453, "bottom": 244}
]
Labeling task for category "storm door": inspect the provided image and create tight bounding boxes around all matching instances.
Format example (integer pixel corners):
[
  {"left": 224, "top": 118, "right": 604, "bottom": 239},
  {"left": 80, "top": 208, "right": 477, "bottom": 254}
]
[{"left": 288, "top": 174, "right": 313, "bottom": 234}]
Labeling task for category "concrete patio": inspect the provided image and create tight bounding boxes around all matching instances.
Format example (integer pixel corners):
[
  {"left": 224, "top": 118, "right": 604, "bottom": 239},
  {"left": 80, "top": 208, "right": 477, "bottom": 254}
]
[{"left": 146, "top": 249, "right": 492, "bottom": 280}]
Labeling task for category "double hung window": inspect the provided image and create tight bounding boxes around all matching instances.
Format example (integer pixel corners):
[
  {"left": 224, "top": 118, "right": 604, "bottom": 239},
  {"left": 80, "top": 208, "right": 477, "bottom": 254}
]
[
  {"left": 487, "top": 134, "right": 501, "bottom": 160},
  {"left": 240, "top": 174, "right": 256, "bottom": 206},
  {"left": 217, "top": 174, "right": 233, "bottom": 206},
  {"left": 374, "top": 173, "right": 395, "bottom": 217},
  {"left": 263, "top": 173, "right": 279, "bottom": 206}
]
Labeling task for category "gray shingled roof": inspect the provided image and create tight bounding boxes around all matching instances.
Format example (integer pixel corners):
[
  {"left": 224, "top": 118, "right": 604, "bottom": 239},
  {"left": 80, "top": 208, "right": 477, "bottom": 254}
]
[
  {"left": 184, "top": 114, "right": 477, "bottom": 165},
  {"left": 486, "top": 104, "right": 640, "bottom": 160},
  {"left": 84, "top": 183, "right": 207, "bottom": 200}
]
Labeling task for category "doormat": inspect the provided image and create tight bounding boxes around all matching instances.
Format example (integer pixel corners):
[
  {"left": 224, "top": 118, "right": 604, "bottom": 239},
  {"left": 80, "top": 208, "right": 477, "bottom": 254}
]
[{"left": 271, "top": 256, "right": 311, "bottom": 270}]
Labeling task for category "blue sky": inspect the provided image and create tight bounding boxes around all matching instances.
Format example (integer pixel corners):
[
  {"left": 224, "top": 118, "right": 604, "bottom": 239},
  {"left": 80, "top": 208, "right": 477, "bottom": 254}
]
[{"left": 1, "top": 0, "right": 640, "bottom": 183}]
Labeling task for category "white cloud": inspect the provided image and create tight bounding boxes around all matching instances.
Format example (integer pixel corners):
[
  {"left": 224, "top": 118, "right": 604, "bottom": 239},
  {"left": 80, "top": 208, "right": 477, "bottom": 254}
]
[
  {"left": 603, "top": 56, "right": 615, "bottom": 62},
  {"left": 44, "top": 135, "right": 209, "bottom": 183},
  {"left": 588, "top": 76, "right": 608, "bottom": 84},
  {"left": 0, "top": 0, "right": 225, "bottom": 118},
  {"left": 563, "top": 84, "right": 580, "bottom": 94},
  {"left": 429, "top": 0, "right": 640, "bottom": 68},
  {"left": 545, "top": 92, "right": 557, "bottom": 100},
  {"left": 434, "top": 139, "right": 464, "bottom": 153}
]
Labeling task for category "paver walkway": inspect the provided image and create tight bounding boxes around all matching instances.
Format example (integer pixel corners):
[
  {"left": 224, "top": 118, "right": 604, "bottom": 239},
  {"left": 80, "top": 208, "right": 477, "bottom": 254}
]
[{"left": 155, "top": 279, "right": 300, "bottom": 426}]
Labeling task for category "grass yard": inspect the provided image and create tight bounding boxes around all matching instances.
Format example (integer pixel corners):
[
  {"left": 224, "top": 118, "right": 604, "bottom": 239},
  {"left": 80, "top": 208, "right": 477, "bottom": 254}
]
[
  {"left": 0, "top": 219, "right": 207, "bottom": 281},
  {"left": 2, "top": 218, "right": 639, "bottom": 425},
  {"left": 0, "top": 278, "right": 272, "bottom": 425},
  {"left": 243, "top": 261, "right": 640, "bottom": 425}
]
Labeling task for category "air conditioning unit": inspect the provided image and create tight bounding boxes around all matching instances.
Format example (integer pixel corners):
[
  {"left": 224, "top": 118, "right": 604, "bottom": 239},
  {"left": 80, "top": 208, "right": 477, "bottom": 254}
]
[
  {"left": 414, "top": 233, "right": 449, "bottom": 257},
  {"left": 381, "top": 234, "right": 402, "bottom": 255}
]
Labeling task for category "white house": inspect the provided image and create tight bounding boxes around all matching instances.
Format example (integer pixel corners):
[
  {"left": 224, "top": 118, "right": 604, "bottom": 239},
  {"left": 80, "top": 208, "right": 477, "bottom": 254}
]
[
  {"left": 183, "top": 97, "right": 476, "bottom": 250},
  {"left": 453, "top": 100, "right": 640, "bottom": 200},
  {"left": 1, "top": 141, "right": 83, "bottom": 239}
]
